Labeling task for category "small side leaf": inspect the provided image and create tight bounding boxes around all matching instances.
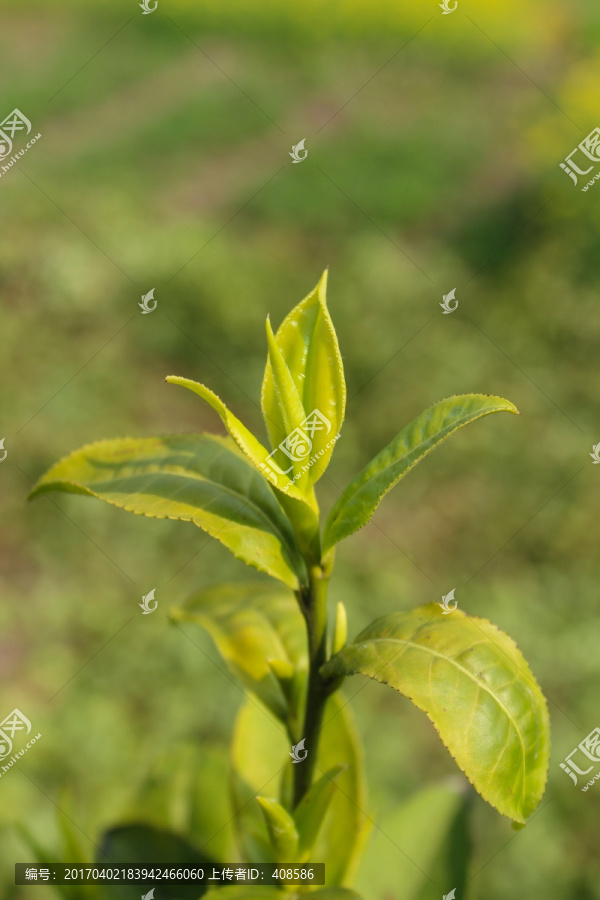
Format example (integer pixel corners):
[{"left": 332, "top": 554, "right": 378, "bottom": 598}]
[
  {"left": 261, "top": 270, "right": 346, "bottom": 485},
  {"left": 29, "top": 434, "right": 305, "bottom": 590},
  {"left": 294, "top": 765, "right": 345, "bottom": 860},
  {"left": 321, "top": 604, "right": 549, "bottom": 824},
  {"left": 171, "top": 581, "right": 307, "bottom": 724},
  {"left": 257, "top": 796, "right": 299, "bottom": 862},
  {"left": 323, "top": 394, "right": 518, "bottom": 552}
]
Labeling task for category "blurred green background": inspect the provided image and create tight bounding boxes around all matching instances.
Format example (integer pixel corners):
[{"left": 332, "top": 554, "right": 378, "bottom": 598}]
[{"left": 2, "top": 0, "right": 600, "bottom": 896}]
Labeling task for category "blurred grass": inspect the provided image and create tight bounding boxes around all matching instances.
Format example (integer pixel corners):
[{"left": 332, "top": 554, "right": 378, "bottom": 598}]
[{"left": 1, "top": 0, "right": 600, "bottom": 897}]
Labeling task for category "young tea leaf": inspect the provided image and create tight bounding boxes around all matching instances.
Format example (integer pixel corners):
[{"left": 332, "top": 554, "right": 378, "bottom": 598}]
[
  {"left": 263, "top": 317, "right": 315, "bottom": 499},
  {"left": 261, "top": 270, "right": 346, "bottom": 486},
  {"left": 323, "top": 394, "right": 518, "bottom": 553},
  {"left": 165, "top": 376, "right": 309, "bottom": 503},
  {"left": 321, "top": 605, "right": 549, "bottom": 824},
  {"left": 257, "top": 796, "right": 299, "bottom": 862},
  {"left": 29, "top": 434, "right": 305, "bottom": 589}
]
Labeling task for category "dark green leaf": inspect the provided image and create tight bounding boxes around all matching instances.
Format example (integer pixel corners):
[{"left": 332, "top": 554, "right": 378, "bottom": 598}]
[{"left": 96, "top": 823, "right": 215, "bottom": 899}]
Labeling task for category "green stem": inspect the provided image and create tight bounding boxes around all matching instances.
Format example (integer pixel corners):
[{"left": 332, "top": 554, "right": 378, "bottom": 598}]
[{"left": 293, "top": 565, "right": 331, "bottom": 808}]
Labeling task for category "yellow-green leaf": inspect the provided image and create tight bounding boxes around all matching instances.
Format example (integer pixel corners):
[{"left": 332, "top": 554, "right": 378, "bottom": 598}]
[
  {"left": 321, "top": 604, "right": 549, "bottom": 824},
  {"left": 323, "top": 394, "right": 518, "bottom": 553},
  {"left": 331, "top": 602, "right": 348, "bottom": 656},
  {"left": 261, "top": 270, "right": 346, "bottom": 486},
  {"left": 263, "top": 317, "right": 315, "bottom": 498},
  {"left": 257, "top": 796, "right": 299, "bottom": 862},
  {"left": 171, "top": 582, "right": 307, "bottom": 724},
  {"left": 166, "top": 376, "right": 309, "bottom": 503},
  {"left": 294, "top": 765, "right": 345, "bottom": 860},
  {"left": 29, "top": 434, "right": 305, "bottom": 590}
]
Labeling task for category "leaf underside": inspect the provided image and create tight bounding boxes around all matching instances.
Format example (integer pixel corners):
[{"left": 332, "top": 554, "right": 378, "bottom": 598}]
[
  {"left": 321, "top": 604, "right": 549, "bottom": 823},
  {"left": 29, "top": 434, "right": 305, "bottom": 589},
  {"left": 171, "top": 581, "right": 307, "bottom": 722}
]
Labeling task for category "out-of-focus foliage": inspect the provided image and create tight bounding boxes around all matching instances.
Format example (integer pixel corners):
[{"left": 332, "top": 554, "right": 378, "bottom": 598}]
[{"left": 1, "top": 0, "right": 599, "bottom": 897}]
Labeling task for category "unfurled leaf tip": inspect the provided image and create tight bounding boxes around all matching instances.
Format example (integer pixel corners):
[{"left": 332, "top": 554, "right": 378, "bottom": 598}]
[{"left": 317, "top": 267, "right": 329, "bottom": 301}]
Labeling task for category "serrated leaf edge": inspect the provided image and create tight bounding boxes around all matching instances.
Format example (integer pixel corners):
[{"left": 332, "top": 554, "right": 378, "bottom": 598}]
[
  {"left": 322, "top": 607, "right": 549, "bottom": 823},
  {"left": 323, "top": 394, "right": 518, "bottom": 552}
]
